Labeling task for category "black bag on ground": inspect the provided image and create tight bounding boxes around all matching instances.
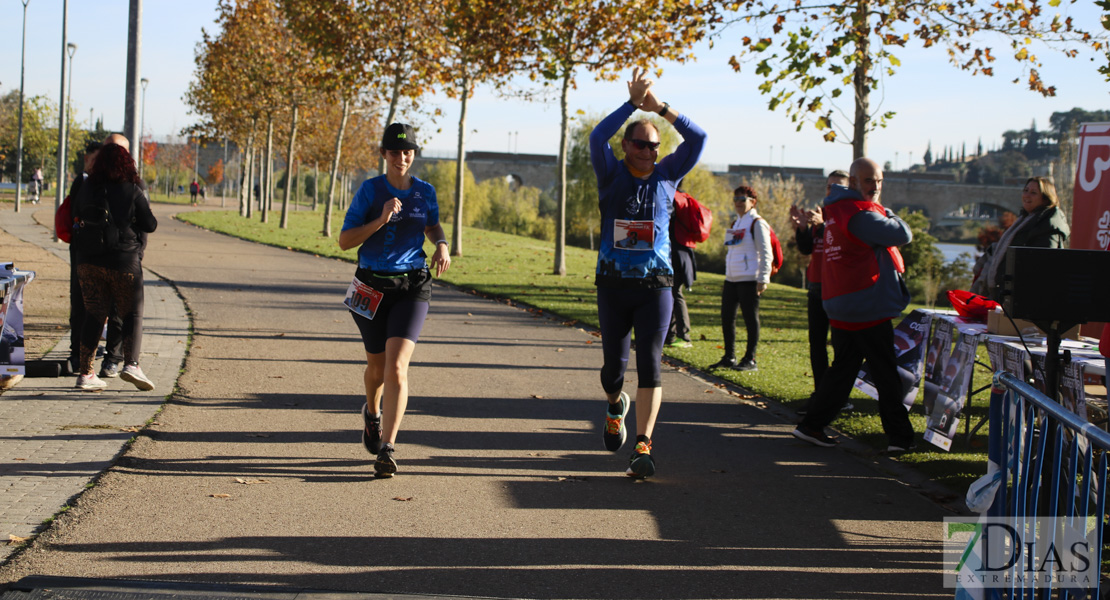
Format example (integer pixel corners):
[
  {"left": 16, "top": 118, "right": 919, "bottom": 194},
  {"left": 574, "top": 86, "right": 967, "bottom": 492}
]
[{"left": 72, "top": 187, "right": 121, "bottom": 256}]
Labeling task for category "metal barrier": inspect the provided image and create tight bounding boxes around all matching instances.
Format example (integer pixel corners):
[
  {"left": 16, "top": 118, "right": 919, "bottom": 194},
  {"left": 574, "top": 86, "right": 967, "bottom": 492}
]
[{"left": 966, "top": 371, "right": 1110, "bottom": 599}]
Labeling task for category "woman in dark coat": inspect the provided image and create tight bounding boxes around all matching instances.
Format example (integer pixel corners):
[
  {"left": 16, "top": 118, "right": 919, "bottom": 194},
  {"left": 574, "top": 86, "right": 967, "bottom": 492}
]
[
  {"left": 972, "top": 176, "right": 1070, "bottom": 302},
  {"left": 72, "top": 143, "right": 158, "bottom": 391}
]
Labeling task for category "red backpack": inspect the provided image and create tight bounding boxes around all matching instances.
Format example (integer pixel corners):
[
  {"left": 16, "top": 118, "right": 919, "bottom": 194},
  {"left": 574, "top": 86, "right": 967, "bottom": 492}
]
[
  {"left": 750, "top": 217, "right": 784, "bottom": 275},
  {"left": 673, "top": 192, "right": 712, "bottom": 247}
]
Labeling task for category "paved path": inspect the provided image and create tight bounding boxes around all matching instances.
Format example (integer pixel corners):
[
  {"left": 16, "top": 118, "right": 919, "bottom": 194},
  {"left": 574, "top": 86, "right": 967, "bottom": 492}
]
[
  {"left": 0, "top": 207, "right": 187, "bottom": 565},
  {"left": 1, "top": 204, "right": 954, "bottom": 599}
]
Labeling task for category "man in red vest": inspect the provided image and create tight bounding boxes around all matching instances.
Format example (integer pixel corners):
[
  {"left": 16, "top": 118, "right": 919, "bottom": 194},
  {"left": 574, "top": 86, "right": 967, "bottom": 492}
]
[{"left": 792, "top": 158, "right": 916, "bottom": 452}]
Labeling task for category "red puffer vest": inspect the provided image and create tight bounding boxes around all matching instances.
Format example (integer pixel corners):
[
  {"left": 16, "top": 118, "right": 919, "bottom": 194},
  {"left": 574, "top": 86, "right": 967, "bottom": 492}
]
[{"left": 821, "top": 199, "right": 904, "bottom": 301}]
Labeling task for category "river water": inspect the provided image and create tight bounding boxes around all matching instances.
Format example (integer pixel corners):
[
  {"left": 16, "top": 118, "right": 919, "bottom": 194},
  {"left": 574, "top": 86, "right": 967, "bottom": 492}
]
[{"left": 937, "top": 242, "right": 978, "bottom": 265}]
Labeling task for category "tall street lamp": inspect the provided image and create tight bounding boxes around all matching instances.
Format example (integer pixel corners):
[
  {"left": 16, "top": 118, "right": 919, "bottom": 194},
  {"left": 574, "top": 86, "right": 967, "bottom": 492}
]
[
  {"left": 139, "top": 77, "right": 148, "bottom": 180},
  {"left": 66, "top": 43, "right": 77, "bottom": 114},
  {"left": 15, "top": 0, "right": 31, "bottom": 213},
  {"left": 53, "top": 0, "right": 71, "bottom": 242}
]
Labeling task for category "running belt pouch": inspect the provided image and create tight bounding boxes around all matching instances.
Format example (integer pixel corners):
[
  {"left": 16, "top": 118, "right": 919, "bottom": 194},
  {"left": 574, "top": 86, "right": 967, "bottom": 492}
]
[
  {"left": 356, "top": 268, "right": 411, "bottom": 293},
  {"left": 73, "top": 188, "right": 120, "bottom": 256}
]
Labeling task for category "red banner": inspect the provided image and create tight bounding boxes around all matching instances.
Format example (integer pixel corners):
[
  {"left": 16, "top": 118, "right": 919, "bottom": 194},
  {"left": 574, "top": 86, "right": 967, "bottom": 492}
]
[
  {"left": 1074, "top": 123, "right": 1110, "bottom": 338},
  {"left": 1073, "top": 122, "right": 1110, "bottom": 252}
]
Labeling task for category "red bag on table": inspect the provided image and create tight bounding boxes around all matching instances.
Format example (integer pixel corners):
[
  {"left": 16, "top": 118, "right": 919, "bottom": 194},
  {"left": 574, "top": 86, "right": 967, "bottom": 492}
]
[{"left": 947, "top": 289, "right": 1000, "bottom": 321}]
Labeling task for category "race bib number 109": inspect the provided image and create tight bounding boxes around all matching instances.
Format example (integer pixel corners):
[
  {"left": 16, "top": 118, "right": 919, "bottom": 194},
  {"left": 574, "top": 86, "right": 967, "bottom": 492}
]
[{"left": 344, "top": 277, "right": 384, "bottom": 320}]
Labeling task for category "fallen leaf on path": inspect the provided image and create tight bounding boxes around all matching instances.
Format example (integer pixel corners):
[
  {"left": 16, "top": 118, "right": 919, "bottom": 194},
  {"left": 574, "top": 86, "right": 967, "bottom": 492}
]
[
  {"left": 529, "top": 452, "right": 548, "bottom": 457},
  {"left": 531, "top": 394, "right": 544, "bottom": 399},
  {"left": 585, "top": 340, "right": 593, "bottom": 344},
  {"left": 556, "top": 348, "right": 564, "bottom": 352},
  {"left": 8, "top": 535, "right": 28, "bottom": 545},
  {"left": 704, "top": 389, "right": 714, "bottom": 394},
  {"left": 393, "top": 497, "right": 414, "bottom": 501},
  {"left": 557, "top": 476, "right": 587, "bottom": 483},
  {"left": 120, "top": 426, "right": 140, "bottom": 433},
  {"left": 276, "top": 333, "right": 285, "bottom": 337},
  {"left": 235, "top": 478, "right": 270, "bottom": 485},
  {"left": 210, "top": 494, "right": 232, "bottom": 499}
]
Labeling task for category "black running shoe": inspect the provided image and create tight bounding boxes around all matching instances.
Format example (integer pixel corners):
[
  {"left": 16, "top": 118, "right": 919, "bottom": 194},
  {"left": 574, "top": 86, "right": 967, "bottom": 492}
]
[
  {"left": 603, "top": 392, "right": 630, "bottom": 452},
  {"left": 374, "top": 444, "right": 397, "bottom": 478},
  {"left": 734, "top": 358, "right": 758, "bottom": 372},
  {"left": 362, "top": 403, "right": 382, "bottom": 455},
  {"left": 626, "top": 439, "right": 655, "bottom": 479},
  {"left": 708, "top": 356, "right": 736, "bottom": 370}
]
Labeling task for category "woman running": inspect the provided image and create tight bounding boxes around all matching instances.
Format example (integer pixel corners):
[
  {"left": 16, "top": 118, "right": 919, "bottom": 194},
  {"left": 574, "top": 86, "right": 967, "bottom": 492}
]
[{"left": 339, "top": 123, "right": 451, "bottom": 478}]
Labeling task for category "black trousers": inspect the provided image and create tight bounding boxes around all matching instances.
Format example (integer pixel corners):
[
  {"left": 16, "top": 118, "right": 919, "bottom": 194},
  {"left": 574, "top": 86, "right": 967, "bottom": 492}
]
[
  {"left": 721, "top": 280, "right": 759, "bottom": 361},
  {"left": 807, "top": 289, "right": 830, "bottom": 392},
  {"left": 801, "top": 320, "right": 915, "bottom": 447},
  {"left": 667, "top": 284, "right": 691, "bottom": 343}
]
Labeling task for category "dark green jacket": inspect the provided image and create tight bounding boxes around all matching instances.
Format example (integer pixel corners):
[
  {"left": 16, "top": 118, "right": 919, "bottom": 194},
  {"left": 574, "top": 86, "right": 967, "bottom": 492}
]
[{"left": 984, "top": 204, "right": 1070, "bottom": 301}]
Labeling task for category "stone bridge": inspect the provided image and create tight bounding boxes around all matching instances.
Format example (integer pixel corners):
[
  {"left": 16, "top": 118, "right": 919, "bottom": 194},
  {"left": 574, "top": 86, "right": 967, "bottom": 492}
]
[
  {"left": 422, "top": 151, "right": 1025, "bottom": 226},
  {"left": 723, "top": 167, "right": 1024, "bottom": 223}
]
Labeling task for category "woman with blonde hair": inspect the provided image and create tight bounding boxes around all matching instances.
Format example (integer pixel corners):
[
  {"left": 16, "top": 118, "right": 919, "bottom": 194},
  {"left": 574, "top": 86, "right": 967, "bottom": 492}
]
[{"left": 971, "top": 176, "right": 1070, "bottom": 302}]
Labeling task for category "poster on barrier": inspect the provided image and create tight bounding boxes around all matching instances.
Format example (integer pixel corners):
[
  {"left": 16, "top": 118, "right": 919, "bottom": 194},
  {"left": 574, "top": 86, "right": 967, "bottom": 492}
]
[
  {"left": 924, "top": 332, "right": 981, "bottom": 451},
  {"left": 0, "top": 263, "right": 34, "bottom": 381},
  {"left": 854, "top": 309, "right": 933, "bottom": 412}
]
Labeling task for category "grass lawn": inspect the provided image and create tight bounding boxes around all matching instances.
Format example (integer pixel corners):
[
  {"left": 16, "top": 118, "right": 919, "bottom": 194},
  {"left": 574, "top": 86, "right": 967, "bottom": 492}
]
[{"left": 176, "top": 206, "right": 990, "bottom": 494}]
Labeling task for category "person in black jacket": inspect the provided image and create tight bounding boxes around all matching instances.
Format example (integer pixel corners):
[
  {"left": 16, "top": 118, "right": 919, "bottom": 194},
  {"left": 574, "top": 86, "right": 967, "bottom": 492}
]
[
  {"left": 66, "top": 138, "right": 126, "bottom": 377},
  {"left": 971, "top": 176, "right": 1070, "bottom": 302},
  {"left": 72, "top": 143, "right": 158, "bottom": 391}
]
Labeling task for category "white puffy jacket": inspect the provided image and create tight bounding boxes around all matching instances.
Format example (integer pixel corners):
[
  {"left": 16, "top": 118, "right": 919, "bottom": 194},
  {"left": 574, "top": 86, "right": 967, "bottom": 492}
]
[{"left": 724, "top": 209, "right": 773, "bottom": 284}]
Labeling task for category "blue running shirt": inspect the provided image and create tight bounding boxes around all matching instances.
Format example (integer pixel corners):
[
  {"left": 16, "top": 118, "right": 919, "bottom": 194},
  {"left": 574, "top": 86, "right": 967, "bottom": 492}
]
[{"left": 343, "top": 175, "right": 440, "bottom": 273}]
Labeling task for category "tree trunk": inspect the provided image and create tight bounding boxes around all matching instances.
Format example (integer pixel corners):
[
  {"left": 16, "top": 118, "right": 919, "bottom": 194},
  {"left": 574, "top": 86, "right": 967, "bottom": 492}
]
[
  {"left": 553, "top": 70, "right": 571, "bottom": 276},
  {"left": 239, "top": 128, "right": 255, "bottom": 217},
  {"left": 451, "top": 72, "right": 470, "bottom": 257},
  {"left": 851, "top": 0, "right": 872, "bottom": 160},
  {"left": 261, "top": 116, "right": 274, "bottom": 223},
  {"left": 280, "top": 103, "right": 299, "bottom": 229},
  {"left": 324, "top": 98, "right": 351, "bottom": 238},
  {"left": 313, "top": 161, "right": 318, "bottom": 211}
]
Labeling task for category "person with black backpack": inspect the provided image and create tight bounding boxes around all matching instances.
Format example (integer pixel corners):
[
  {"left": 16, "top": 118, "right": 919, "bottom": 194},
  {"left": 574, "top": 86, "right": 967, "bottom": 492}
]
[{"left": 71, "top": 142, "right": 158, "bottom": 391}]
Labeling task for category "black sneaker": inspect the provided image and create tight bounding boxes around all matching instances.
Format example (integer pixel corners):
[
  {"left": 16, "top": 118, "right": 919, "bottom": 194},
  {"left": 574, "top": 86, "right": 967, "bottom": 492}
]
[
  {"left": 362, "top": 403, "right": 382, "bottom": 455},
  {"left": 626, "top": 439, "right": 655, "bottom": 479},
  {"left": 603, "top": 392, "right": 630, "bottom": 452},
  {"left": 708, "top": 356, "right": 736, "bottom": 370},
  {"left": 374, "top": 444, "right": 397, "bottom": 478},
  {"left": 734, "top": 358, "right": 758, "bottom": 372},
  {"left": 792, "top": 424, "right": 838, "bottom": 448},
  {"left": 99, "top": 360, "right": 122, "bottom": 378}
]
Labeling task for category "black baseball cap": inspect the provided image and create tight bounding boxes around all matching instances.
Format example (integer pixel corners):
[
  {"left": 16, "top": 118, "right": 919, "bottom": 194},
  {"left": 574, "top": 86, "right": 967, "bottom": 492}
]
[
  {"left": 381, "top": 123, "right": 420, "bottom": 151},
  {"left": 85, "top": 140, "right": 103, "bottom": 153}
]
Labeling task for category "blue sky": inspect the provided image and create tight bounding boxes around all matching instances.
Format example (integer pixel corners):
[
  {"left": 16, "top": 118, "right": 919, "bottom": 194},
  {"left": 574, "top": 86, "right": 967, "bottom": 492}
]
[{"left": 2, "top": 1, "right": 1106, "bottom": 172}]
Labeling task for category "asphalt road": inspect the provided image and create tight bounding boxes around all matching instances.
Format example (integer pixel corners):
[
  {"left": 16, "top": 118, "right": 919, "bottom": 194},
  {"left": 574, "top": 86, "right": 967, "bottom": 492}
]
[{"left": 1, "top": 203, "right": 953, "bottom": 599}]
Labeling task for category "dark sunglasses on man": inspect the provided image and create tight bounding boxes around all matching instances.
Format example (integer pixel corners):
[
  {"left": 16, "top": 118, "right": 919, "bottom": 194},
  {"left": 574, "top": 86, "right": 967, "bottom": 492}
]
[{"left": 628, "top": 138, "right": 660, "bottom": 151}]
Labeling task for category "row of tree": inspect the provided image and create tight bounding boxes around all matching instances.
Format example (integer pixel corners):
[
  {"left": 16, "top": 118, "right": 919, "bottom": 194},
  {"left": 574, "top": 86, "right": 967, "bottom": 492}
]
[{"left": 185, "top": 0, "right": 1103, "bottom": 275}]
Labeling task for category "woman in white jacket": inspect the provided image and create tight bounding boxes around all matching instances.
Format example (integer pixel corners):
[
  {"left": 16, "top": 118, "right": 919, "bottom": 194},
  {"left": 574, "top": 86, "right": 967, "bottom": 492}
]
[{"left": 710, "top": 185, "right": 773, "bottom": 372}]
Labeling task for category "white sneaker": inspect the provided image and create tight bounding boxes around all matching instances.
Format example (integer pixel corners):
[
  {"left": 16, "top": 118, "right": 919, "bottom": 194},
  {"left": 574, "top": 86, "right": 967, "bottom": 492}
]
[
  {"left": 120, "top": 364, "right": 155, "bottom": 391},
  {"left": 75, "top": 374, "right": 108, "bottom": 391}
]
